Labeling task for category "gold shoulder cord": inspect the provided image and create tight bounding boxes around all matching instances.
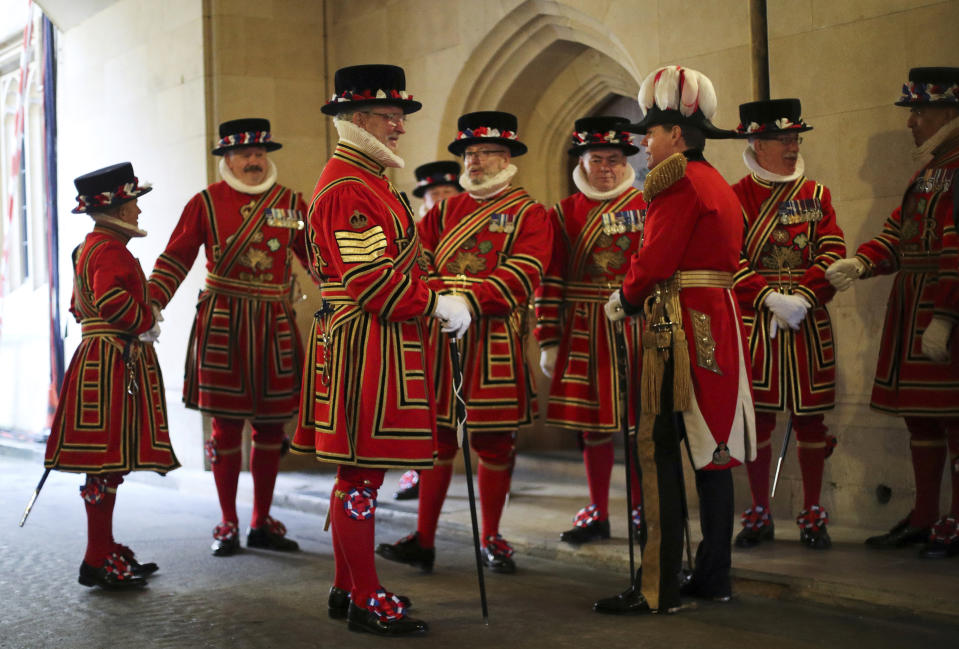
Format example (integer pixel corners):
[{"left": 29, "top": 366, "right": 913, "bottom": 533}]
[{"left": 642, "top": 153, "right": 687, "bottom": 202}]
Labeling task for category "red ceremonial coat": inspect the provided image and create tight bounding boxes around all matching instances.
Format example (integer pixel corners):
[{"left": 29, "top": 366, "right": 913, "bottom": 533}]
[
  {"left": 535, "top": 188, "right": 646, "bottom": 432},
  {"left": 291, "top": 143, "right": 439, "bottom": 468},
  {"left": 45, "top": 227, "right": 180, "bottom": 475},
  {"left": 732, "top": 174, "right": 846, "bottom": 413},
  {"left": 621, "top": 153, "right": 755, "bottom": 470},
  {"left": 148, "top": 180, "right": 308, "bottom": 422},
  {"left": 419, "top": 186, "right": 551, "bottom": 432},
  {"left": 855, "top": 132, "right": 959, "bottom": 416}
]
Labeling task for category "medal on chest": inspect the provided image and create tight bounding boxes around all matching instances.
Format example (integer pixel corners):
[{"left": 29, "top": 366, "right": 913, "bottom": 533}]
[
  {"left": 265, "top": 208, "right": 305, "bottom": 230},
  {"left": 777, "top": 198, "right": 823, "bottom": 225},
  {"left": 600, "top": 209, "right": 645, "bottom": 236},
  {"left": 488, "top": 212, "right": 516, "bottom": 233}
]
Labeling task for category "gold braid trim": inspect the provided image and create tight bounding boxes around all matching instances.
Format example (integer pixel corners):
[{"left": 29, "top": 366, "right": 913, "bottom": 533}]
[{"left": 641, "top": 153, "right": 687, "bottom": 202}]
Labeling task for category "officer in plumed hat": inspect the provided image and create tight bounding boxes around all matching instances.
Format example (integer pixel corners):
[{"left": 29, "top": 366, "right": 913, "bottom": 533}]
[
  {"left": 45, "top": 162, "right": 179, "bottom": 589},
  {"left": 827, "top": 67, "right": 959, "bottom": 559},
  {"left": 148, "top": 118, "right": 310, "bottom": 557},
  {"left": 601, "top": 65, "right": 755, "bottom": 614},
  {"left": 292, "top": 64, "right": 471, "bottom": 636},
  {"left": 534, "top": 115, "right": 646, "bottom": 546},
  {"left": 377, "top": 110, "right": 551, "bottom": 577},
  {"left": 730, "top": 98, "right": 847, "bottom": 551}
]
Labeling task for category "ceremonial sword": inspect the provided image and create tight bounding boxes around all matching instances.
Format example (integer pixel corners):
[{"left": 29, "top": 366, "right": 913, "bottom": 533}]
[
  {"left": 771, "top": 416, "right": 794, "bottom": 498},
  {"left": 612, "top": 322, "right": 640, "bottom": 589},
  {"left": 18, "top": 467, "right": 51, "bottom": 527}
]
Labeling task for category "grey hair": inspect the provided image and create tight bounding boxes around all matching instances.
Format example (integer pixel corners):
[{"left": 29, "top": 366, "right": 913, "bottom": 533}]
[{"left": 333, "top": 111, "right": 358, "bottom": 123}]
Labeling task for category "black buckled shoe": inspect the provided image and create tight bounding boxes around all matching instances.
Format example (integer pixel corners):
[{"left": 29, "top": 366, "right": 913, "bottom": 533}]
[
  {"left": 211, "top": 521, "right": 241, "bottom": 557},
  {"left": 329, "top": 586, "right": 412, "bottom": 619},
  {"left": 865, "top": 515, "right": 930, "bottom": 549},
  {"left": 393, "top": 470, "right": 420, "bottom": 500},
  {"left": 593, "top": 586, "right": 653, "bottom": 614},
  {"left": 247, "top": 517, "right": 299, "bottom": 552},
  {"left": 560, "top": 519, "right": 611, "bottom": 545},
  {"left": 376, "top": 532, "right": 435, "bottom": 572},
  {"left": 115, "top": 543, "right": 158, "bottom": 577},
  {"left": 481, "top": 535, "right": 516, "bottom": 574},
  {"left": 797, "top": 506, "right": 831, "bottom": 551},
  {"left": 347, "top": 595, "right": 428, "bottom": 636},
  {"left": 78, "top": 553, "right": 147, "bottom": 590},
  {"left": 800, "top": 525, "right": 832, "bottom": 550},
  {"left": 734, "top": 506, "right": 774, "bottom": 548}
]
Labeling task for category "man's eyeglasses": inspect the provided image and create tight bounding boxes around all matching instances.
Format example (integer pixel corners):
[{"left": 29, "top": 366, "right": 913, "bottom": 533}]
[
  {"left": 365, "top": 111, "right": 409, "bottom": 126},
  {"left": 773, "top": 135, "right": 802, "bottom": 145},
  {"left": 463, "top": 149, "right": 507, "bottom": 161}
]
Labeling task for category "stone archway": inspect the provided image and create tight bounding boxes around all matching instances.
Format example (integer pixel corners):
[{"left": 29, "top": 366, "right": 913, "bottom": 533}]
[{"left": 439, "top": 0, "right": 647, "bottom": 208}]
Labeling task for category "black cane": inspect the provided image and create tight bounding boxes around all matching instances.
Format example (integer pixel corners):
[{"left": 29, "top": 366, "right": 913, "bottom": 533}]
[
  {"left": 612, "top": 322, "right": 638, "bottom": 589},
  {"left": 19, "top": 468, "right": 51, "bottom": 527},
  {"left": 448, "top": 334, "right": 489, "bottom": 625},
  {"left": 771, "top": 416, "right": 794, "bottom": 498}
]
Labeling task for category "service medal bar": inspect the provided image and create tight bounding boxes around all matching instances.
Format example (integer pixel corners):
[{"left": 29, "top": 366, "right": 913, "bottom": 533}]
[
  {"left": 266, "top": 208, "right": 305, "bottom": 230},
  {"left": 915, "top": 168, "right": 955, "bottom": 194},
  {"left": 488, "top": 212, "right": 516, "bottom": 234},
  {"left": 601, "top": 210, "right": 645, "bottom": 235},
  {"left": 778, "top": 199, "right": 823, "bottom": 225}
]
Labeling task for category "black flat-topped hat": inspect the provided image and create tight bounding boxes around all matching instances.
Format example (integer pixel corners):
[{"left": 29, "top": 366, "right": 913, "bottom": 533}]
[
  {"left": 322, "top": 64, "right": 422, "bottom": 115},
  {"left": 412, "top": 161, "right": 463, "bottom": 198},
  {"left": 568, "top": 116, "right": 639, "bottom": 156},
  {"left": 448, "top": 111, "right": 527, "bottom": 157},
  {"left": 72, "top": 162, "right": 152, "bottom": 214},
  {"left": 895, "top": 67, "right": 959, "bottom": 106},
  {"left": 734, "top": 98, "right": 812, "bottom": 138},
  {"left": 211, "top": 118, "right": 282, "bottom": 156}
]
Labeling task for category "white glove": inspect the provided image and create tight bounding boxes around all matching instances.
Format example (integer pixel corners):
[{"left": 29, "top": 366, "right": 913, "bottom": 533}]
[
  {"left": 432, "top": 294, "right": 472, "bottom": 339},
  {"left": 825, "top": 258, "right": 864, "bottom": 292},
  {"left": 540, "top": 347, "right": 558, "bottom": 379},
  {"left": 139, "top": 320, "right": 161, "bottom": 344},
  {"left": 768, "top": 313, "right": 790, "bottom": 339},
  {"left": 765, "top": 292, "right": 810, "bottom": 331},
  {"left": 921, "top": 316, "right": 954, "bottom": 363},
  {"left": 604, "top": 291, "right": 626, "bottom": 323}
]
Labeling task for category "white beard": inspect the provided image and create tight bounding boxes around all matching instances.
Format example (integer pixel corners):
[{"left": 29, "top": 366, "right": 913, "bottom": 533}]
[
  {"left": 743, "top": 144, "right": 805, "bottom": 183},
  {"left": 218, "top": 157, "right": 278, "bottom": 194},
  {"left": 459, "top": 163, "right": 517, "bottom": 200},
  {"left": 334, "top": 118, "right": 405, "bottom": 169},
  {"left": 573, "top": 163, "right": 637, "bottom": 201}
]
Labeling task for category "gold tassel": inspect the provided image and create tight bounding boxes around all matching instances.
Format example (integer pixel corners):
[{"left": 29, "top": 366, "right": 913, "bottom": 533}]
[
  {"left": 641, "top": 329, "right": 663, "bottom": 415},
  {"left": 671, "top": 327, "right": 692, "bottom": 412}
]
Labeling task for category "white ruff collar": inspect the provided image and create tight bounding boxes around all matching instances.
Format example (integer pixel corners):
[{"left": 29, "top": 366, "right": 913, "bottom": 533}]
[
  {"left": 91, "top": 214, "right": 146, "bottom": 238},
  {"left": 460, "top": 163, "right": 517, "bottom": 200},
  {"left": 743, "top": 144, "right": 805, "bottom": 183},
  {"left": 334, "top": 119, "right": 405, "bottom": 169},
  {"left": 218, "top": 157, "right": 278, "bottom": 195},
  {"left": 573, "top": 163, "right": 637, "bottom": 201},
  {"left": 913, "top": 114, "right": 959, "bottom": 168}
]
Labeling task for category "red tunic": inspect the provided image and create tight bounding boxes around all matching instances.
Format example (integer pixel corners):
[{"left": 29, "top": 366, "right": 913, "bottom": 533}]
[
  {"left": 45, "top": 228, "right": 180, "bottom": 475},
  {"left": 419, "top": 187, "right": 552, "bottom": 432},
  {"left": 535, "top": 188, "right": 646, "bottom": 431},
  {"left": 855, "top": 133, "right": 959, "bottom": 416},
  {"left": 732, "top": 175, "right": 846, "bottom": 413},
  {"left": 148, "top": 181, "right": 308, "bottom": 422},
  {"left": 291, "top": 143, "right": 439, "bottom": 468},
  {"left": 621, "top": 155, "right": 755, "bottom": 470}
]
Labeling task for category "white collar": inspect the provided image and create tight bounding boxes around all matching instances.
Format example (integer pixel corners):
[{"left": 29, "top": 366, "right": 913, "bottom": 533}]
[
  {"left": 218, "top": 157, "right": 278, "bottom": 195},
  {"left": 460, "top": 163, "right": 517, "bottom": 200},
  {"left": 743, "top": 144, "right": 805, "bottom": 183},
  {"left": 913, "top": 114, "right": 959, "bottom": 168},
  {"left": 334, "top": 118, "right": 405, "bottom": 169},
  {"left": 573, "top": 163, "right": 637, "bottom": 201}
]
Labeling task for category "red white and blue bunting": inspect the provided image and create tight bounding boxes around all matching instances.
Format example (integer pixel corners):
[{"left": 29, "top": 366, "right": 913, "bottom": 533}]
[
  {"left": 736, "top": 117, "right": 808, "bottom": 136},
  {"left": 571, "top": 129, "right": 634, "bottom": 147},
  {"left": 75, "top": 177, "right": 148, "bottom": 213},
  {"left": 215, "top": 130, "right": 273, "bottom": 150},
  {"left": 326, "top": 88, "right": 413, "bottom": 108},
  {"left": 455, "top": 126, "right": 518, "bottom": 142},
  {"left": 898, "top": 81, "right": 959, "bottom": 105},
  {"left": 416, "top": 172, "right": 458, "bottom": 188}
]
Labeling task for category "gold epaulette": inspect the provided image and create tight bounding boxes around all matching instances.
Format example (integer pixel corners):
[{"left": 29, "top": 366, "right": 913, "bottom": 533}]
[{"left": 642, "top": 153, "right": 687, "bottom": 202}]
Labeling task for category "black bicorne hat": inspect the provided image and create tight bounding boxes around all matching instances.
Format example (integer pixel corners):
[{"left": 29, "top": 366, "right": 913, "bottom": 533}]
[
  {"left": 321, "top": 64, "right": 422, "bottom": 115},
  {"left": 895, "top": 67, "right": 959, "bottom": 107},
  {"left": 627, "top": 65, "right": 736, "bottom": 140},
  {"left": 448, "top": 111, "right": 528, "bottom": 157},
  {"left": 412, "top": 161, "right": 463, "bottom": 198},
  {"left": 568, "top": 116, "right": 639, "bottom": 156},
  {"left": 72, "top": 162, "right": 152, "bottom": 214},
  {"left": 212, "top": 118, "right": 282, "bottom": 155},
  {"left": 734, "top": 98, "right": 813, "bottom": 138}
]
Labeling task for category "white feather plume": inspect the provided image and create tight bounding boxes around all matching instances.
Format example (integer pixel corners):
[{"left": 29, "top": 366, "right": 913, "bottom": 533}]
[{"left": 637, "top": 65, "right": 718, "bottom": 120}]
